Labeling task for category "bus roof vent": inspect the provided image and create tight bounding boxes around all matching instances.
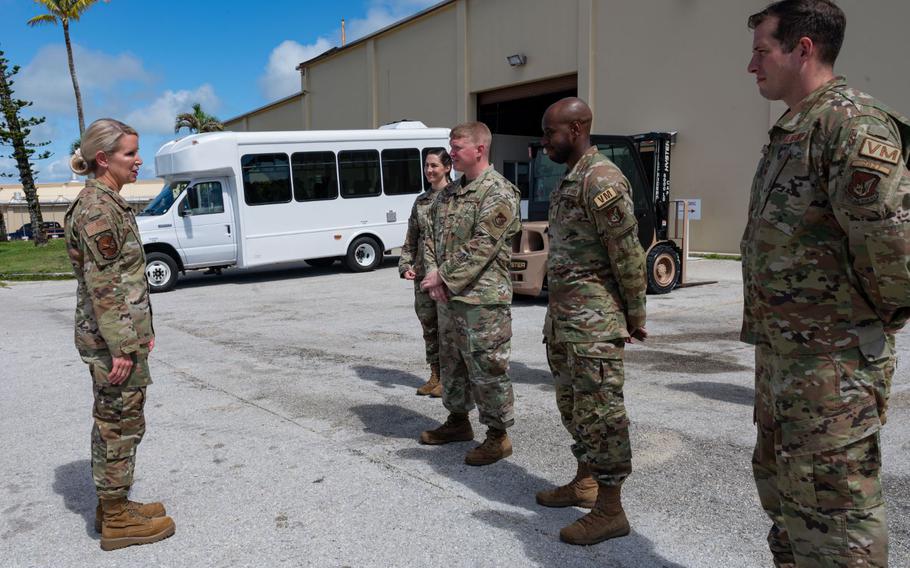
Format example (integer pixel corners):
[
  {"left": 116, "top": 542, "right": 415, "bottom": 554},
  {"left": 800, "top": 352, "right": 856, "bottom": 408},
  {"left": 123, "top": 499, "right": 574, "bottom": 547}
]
[{"left": 379, "top": 120, "right": 427, "bottom": 130}]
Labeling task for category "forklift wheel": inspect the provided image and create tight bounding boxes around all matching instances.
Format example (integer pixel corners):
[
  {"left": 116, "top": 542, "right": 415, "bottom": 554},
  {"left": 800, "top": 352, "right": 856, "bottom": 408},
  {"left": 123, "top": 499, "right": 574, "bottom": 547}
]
[{"left": 646, "top": 243, "right": 680, "bottom": 294}]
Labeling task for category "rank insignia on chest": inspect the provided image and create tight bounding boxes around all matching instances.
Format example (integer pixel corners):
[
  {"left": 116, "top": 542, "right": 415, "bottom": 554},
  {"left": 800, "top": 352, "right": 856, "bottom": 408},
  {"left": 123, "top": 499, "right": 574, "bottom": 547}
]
[
  {"left": 605, "top": 204, "right": 625, "bottom": 226},
  {"left": 592, "top": 187, "right": 620, "bottom": 210},
  {"left": 847, "top": 171, "right": 880, "bottom": 204}
]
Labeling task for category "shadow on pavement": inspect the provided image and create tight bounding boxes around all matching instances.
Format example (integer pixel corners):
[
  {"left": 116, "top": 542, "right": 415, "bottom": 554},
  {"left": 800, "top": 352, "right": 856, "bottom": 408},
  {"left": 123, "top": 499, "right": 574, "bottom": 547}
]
[
  {"left": 510, "top": 361, "right": 554, "bottom": 387},
  {"left": 473, "top": 509, "right": 689, "bottom": 568},
  {"left": 353, "top": 403, "right": 683, "bottom": 567},
  {"left": 667, "top": 381, "right": 755, "bottom": 406},
  {"left": 173, "top": 257, "right": 400, "bottom": 291},
  {"left": 352, "top": 402, "right": 437, "bottom": 440},
  {"left": 52, "top": 460, "right": 97, "bottom": 539},
  {"left": 352, "top": 364, "right": 426, "bottom": 391}
]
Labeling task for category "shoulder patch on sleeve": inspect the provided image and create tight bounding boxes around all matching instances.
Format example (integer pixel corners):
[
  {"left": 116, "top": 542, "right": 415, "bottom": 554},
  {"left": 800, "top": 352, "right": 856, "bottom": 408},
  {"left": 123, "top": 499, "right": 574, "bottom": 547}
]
[
  {"left": 604, "top": 204, "right": 626, "bottom": 226},
  {"left": 85, "top": 217, "right": 112, "bottom": 237},
  {"left": 846, "top": 171, "right": 881, "bottom": 204},
  {"left": 95, "top": 232, "right": 120, "bottom": 260},
  {"left": 592, "top": 187, "right": 621, "bottom": 210},
  {"left": 482, "top": 201, "right": 514, "bottom": 240},
  {"left": 858, "top": 136, "right": 901, "bottom": 165}
]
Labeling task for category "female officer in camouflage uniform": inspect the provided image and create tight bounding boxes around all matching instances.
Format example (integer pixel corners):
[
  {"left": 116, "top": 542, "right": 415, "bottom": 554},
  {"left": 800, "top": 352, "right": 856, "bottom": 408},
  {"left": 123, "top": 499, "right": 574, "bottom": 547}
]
[
  {"left": 65, "top": 119, "right": 175, "bottom": 550},
  {"left": 399, "top": 148, "right": 453, "bottom": 397}
]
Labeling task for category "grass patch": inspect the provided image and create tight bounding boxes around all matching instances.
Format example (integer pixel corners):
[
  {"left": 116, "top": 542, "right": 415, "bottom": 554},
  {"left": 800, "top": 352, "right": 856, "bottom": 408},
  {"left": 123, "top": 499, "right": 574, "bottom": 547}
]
[
  {"left": 691, "top": 252, "right": 742, "bottom": 261},
  {"left": 0, "top": 239, "right": 75, "bottom": 280}
]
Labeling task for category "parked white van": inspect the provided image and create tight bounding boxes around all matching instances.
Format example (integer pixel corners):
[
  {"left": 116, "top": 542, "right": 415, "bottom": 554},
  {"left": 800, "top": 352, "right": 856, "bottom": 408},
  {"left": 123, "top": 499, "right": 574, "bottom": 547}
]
[{"left": 137, "top": 122, "right": 450, "bottom": 292}]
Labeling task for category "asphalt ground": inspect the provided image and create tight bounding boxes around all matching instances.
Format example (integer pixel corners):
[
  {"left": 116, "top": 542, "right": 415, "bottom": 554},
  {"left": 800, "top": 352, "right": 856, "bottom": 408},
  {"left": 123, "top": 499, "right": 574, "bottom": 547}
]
[{"left": 1, "top": 258, "right": 908, "bottom": 568}]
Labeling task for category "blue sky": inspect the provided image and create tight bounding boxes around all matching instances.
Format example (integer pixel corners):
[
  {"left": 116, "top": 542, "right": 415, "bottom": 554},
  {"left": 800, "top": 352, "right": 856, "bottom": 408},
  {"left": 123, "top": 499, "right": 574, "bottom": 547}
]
[{"left": 0, "top": 0, "right": 439, "bottom": 182}]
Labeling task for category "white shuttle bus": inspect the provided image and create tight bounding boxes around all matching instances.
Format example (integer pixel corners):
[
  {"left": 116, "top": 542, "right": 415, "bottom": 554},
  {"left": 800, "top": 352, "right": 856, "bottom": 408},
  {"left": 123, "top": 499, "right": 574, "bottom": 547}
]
[{"left": 137, "top": 122, "right": 450, "bottom": 292}]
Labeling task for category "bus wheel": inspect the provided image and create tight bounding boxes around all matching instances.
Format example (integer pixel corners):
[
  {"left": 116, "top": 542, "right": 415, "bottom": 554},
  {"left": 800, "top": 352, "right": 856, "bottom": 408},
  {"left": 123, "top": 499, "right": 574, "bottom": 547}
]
[
  {"left": 646, "top": 243, "right": 680, "bottom": 294},
  {"left": 344, "top": 236, "right": 382, "bottom": 272},
  {"left": 305, "top": 257, "right": 336, "bottom": 268},
  {"left": 146, "top": 252, "right": 179, "bottom": 293}
]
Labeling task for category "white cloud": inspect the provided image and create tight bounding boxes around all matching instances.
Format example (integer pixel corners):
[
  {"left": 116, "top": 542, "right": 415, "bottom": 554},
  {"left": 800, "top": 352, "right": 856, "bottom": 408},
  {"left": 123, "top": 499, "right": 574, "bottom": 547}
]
[
  {"left": 258, "top": 0, "right": 437, "bottom": 102},
  {"left": 125, "top": 85, "right": 221, "bottom": 135},
  {"left": 39, "top": 154, "right": 78, "bottom": 182},
  {"left": 345, "top": 0, "right": 438, "bottom": 40},
  {"left": 259, "top": 38, "right": 333, "bottom": 101},
  {"left": 16, "top": 43, "right": 152, "bottom": 116}
]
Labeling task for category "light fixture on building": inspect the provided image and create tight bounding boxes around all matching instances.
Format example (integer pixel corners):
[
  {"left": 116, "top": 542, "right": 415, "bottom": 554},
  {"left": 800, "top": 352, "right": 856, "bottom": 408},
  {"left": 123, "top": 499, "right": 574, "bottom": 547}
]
[{"left": 506, "top": 54, "right": 527, "bottom": 67}]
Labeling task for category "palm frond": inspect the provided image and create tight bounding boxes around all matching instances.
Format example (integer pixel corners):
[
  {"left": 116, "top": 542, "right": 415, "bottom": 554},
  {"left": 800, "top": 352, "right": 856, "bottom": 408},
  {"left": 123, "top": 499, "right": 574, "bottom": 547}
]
[{"left": 26, "top": 13, "right": 58, "bottom": 26}]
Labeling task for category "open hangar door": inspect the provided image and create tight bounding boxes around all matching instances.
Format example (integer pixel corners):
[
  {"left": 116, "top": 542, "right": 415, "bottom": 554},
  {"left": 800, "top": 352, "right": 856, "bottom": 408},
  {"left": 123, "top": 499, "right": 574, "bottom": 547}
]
[{"left": 476, "top": 75, "right": 577, "bottom": 219}]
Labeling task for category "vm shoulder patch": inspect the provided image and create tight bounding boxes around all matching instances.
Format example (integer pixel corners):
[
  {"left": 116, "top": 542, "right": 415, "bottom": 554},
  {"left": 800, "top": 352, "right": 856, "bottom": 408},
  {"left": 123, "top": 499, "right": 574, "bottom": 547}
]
[
  {"left": 85, "top": 217, "right": 112, "bottom": 237},
  {"left": 858, "top": 136, "right": 901, "bottom": 165},
  {"left": 592, "top": 187, "right": 621, "bottom": 210}
]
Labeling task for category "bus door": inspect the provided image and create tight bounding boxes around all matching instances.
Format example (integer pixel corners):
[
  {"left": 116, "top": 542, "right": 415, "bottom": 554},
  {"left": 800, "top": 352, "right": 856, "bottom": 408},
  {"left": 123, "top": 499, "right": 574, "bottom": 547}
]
[{"left": 174, "top": 178, "right": 237, "bottom": 266}]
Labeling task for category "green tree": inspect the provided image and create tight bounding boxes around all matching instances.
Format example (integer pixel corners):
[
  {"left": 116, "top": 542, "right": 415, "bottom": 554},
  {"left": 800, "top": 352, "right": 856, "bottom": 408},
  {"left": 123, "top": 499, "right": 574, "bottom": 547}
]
[
  {"left": 175, "top": 103, "right": 224, "bottom": 134},
  {"left": 0, "top": 49, "right": 52, "bottom": 246},
  {"left": 27, "top": 0, "right": 107, "bottom": 136}
]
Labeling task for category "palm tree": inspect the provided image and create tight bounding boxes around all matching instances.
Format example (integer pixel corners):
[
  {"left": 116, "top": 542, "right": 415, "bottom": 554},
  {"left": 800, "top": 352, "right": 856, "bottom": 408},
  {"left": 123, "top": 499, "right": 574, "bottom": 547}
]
[
  {"left": 175, "top": 103, "right": 224, "bottom": 134},
  {"left": 27, "top": 0, "right": 106, "bottom": 136}
]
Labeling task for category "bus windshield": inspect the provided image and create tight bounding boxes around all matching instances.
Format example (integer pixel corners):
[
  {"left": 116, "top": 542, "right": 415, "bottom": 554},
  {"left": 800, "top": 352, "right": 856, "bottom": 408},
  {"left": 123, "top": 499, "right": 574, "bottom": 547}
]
[{"left": 139, "top": 181, "right": 189, "bottom": 216}]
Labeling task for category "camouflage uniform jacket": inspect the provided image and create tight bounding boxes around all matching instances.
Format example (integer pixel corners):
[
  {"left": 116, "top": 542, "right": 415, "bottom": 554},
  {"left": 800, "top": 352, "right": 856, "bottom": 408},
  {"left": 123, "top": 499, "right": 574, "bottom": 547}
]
[
  {"left": 741, "top": 77, "right": 910, "bottom": 355},
  {"left": 64, "top": 179, "right": 154, "bottom": 358},
  {"left": 545, "top": 146, "right": 647, "bottom": 343},
  {"left": 398, "top": 185, "right": 446, "bottom": 281},
  {"left": 424, "top": 166, "right": 521, "bottom": 305}
]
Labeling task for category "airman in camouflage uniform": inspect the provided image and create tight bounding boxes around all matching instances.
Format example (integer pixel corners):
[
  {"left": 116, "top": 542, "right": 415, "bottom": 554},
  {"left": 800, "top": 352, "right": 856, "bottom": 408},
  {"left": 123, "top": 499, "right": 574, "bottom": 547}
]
[
  {"left": 399, "top": 171, "right": 450, "bottom": 397},
  {"left": 745, "top": 4, "right": 910, "bottom": 566},
  {"left": 64, "top": 119, "right": 174, "bottom": 550},
  {"left": 419, "top": 122, "right": 521, "bottom": 466},
  {"left": 533, "top": 98, "right": 647, "bottom": 546}
]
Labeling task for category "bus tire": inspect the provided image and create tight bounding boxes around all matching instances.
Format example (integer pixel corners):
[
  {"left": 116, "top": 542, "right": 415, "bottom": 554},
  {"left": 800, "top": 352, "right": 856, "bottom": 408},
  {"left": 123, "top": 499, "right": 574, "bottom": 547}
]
[
  {"left": 305, "top": 257, "right": 336, "bottom": 268},
  {"left": 344, "top": 236, "right": 382, "bottom": 272},
  {"left": 145, "top": 252, "right": 179, "bottom": 293},
  {"left": 646, "top": 243, "right": 680, "bottom": 294}
]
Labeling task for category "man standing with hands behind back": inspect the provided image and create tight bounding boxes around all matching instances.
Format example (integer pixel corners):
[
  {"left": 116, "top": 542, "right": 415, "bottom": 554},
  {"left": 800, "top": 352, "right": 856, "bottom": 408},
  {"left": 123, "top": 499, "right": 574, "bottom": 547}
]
[
  {"left": 533, "top": 98, "right": 647, "bottom": 546},
  {"left": 419, "top": 121, "right": 521, "bottom": 466},
  {"left": 743, "top": 1, "right": 910, "bottom": 565}
]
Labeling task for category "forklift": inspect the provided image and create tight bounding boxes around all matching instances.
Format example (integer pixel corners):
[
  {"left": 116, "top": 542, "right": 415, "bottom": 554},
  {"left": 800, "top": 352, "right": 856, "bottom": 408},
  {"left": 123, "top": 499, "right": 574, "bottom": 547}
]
[{"left": 510, "top": 131, "right": 684, "bottom": 297}]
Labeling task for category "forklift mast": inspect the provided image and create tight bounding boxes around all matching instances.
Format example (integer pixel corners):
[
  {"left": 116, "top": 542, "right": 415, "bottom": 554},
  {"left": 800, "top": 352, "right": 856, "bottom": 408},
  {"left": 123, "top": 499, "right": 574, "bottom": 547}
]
[{"left": 630, "top": 132, "right": 676, "bottom": 242}]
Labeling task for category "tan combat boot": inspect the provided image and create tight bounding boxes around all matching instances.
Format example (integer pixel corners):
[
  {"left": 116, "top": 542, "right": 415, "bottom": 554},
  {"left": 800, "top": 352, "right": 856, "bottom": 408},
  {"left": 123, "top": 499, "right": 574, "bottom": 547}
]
[
  {"left": 536, "top": 462, "right": 598, "bottom": 508},
  {"left": 99, "top": 498, "right": 176, "bottom": 551},
  {"left": 416, "top": 364, "right": 441, "bottom": 396},
  {"left": 464, "top": 428, "right": 512, "bottom": 466},
  {"left": 559, "top": 483, "right": 630, "bottom": 546},
  {"left": 419, "top": 412, "right": 474, "bottom": 445},
  {"left": 95, "top": 498, "right": 167, "bottom": 533}
]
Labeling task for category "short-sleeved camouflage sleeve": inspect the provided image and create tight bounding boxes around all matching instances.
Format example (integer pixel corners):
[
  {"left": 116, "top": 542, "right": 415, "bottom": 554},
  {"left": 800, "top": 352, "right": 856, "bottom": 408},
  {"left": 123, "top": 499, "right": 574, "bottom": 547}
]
[
  {"left": 829, "top": 116, "right": 910, "bottom": 331},
  {"left": 585, "top": 172, "right": 647, "bottom": 329}
]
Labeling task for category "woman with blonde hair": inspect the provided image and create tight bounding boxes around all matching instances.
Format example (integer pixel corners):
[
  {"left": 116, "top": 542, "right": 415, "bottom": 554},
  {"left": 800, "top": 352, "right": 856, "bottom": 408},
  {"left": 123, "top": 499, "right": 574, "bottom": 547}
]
[
  {"left": 399, "top": 148, "right": 453, "bottom": 397},
  {"left": 64, "top": 118, "right": 175, "bottom": 551}
]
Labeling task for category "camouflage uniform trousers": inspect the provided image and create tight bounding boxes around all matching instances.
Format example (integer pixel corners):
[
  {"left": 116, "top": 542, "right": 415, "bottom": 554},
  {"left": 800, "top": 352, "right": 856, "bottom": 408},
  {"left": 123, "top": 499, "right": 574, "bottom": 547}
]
[
  {"left": 413, "top": 283, "right": 439, "bottom": 366},
  {"left": 546, "top": 340, "right": 632, "bottom": 486},
  {"left": 752, "top": 340, "right": 895, "bottom": 568},
  {"left": 436, "top": 301, "right": 514, "bottom": 430},
  {"left": 83, "top": 350, "right": 152, "bottom": 500}
]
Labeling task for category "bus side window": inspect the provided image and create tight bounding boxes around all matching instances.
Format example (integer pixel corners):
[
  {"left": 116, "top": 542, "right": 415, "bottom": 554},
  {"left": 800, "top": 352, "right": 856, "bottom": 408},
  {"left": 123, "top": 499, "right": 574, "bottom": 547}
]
[
  {"left": 381, "top": 148, "right": 422, "bottom": 195},
  {"left": 292, "top": 151, "right": 338, "bottom": 202},
  {"left": 241, "top": 153, "right": 292, "bottom": 205},
  {"left": 339, "top": 150, "right": 381, "bottom": 198}
]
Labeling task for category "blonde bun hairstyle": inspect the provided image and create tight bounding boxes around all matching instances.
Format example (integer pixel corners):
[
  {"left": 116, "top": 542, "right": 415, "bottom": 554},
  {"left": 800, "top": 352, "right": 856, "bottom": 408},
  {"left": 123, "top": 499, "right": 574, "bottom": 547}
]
[
  {"left": 70, "top": 118, "right": 138, "bottom": 176},
  {"left": 69, "top": 148, "right": 91, "bottom": 176}
]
